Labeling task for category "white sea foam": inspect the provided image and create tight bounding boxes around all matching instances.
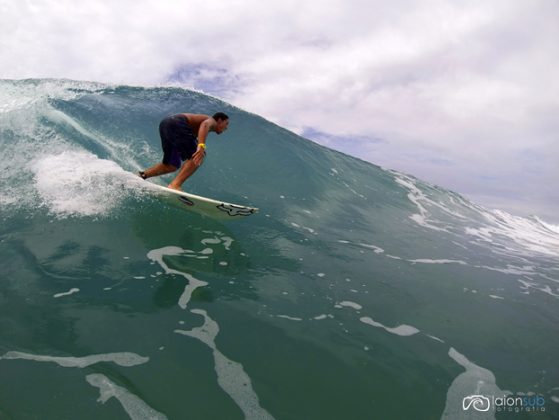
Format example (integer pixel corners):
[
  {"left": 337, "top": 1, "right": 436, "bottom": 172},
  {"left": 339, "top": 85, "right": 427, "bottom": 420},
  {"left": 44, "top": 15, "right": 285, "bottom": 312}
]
[
  {"left": 474, "top": 265, "right": 559, "bottom": 296},
  {"left": 0, "top": 80, "right": 105, "bottom": 114},
  {"left": 535, "top": 217, "right": 559, "bottom": 234},
  {"left": 342, "top": 182, "right": 366, "bottom": 199},
  {"left": 53, "top": 288, "right": 80, "bottom": 298},
  {"left": 517, "top": 279, "right": 559, "bottom": 297},
  {"left": 409, "top": 259, "right": 467, "bottom": 265},
  {"left": 441, "top": 348, "right": 504, "bottom": 419},
  {"left": 0, "top": 194, "right": 17, "bottom": 206},
  {"left": 175, "top": 309, "right": 274, "bottom": 420},
  {"left": 0, "top": 351, "right": 148, "bottom": 368},
  {"left": 86, "top": 374, "right": 168, "bottom": 420},
  {"left": 393, "top": 172, "right": 559, "bottom": 258},
  {"left": 32, "top": 151, "right": 143, "bottom": 217},
  {"left": 426, "top": 334, "right": 445, "bottom": 343},
  {"left": 393, "top": 174, "right": 447, "bottom": 232},
  {"left": 202, "top": 238, "right": 221, "bottom": 245},
  {"left": 357, "top": 243, "right": 384, "bottom": 253},
  {"left": 276, "top": 315, "right": 303, "bottom": 321},
  {"left": 220, "top": 236, "right": 234, "bottom": 250},
  {"left": 360, "top": 316, "right": 419, "bottom": 337},
  {"left": 338, "top": 240, "right": 385, "bottom": 254},
  {"left": 338, "top": 301, "right": 362, "bottom": 311},
  {"left": 201, "top": 235, "right": 234, "bottom": 251},
  {"left": 339, "top": 239, "right": 471, "bottom": 267},
  {"left": 476, "top": 264, "right": 535, "bottom": 276},
  {"left": 394, "top": 173, "right": 471, "bottom": 227},
  {"left": 147, "top": 246, "right": 208, "bottom": 309},
  {"left": 466, "top": 209, "right": 559, "bottom": 258},
  {"left": 290, "top": 222, "right": 316, "bottom": 234}
]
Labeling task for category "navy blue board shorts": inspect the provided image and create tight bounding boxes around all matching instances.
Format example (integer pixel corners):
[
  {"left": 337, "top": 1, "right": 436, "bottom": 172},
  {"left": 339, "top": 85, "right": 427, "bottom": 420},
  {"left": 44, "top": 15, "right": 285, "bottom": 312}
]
[{"left": 159, "top": 114, "right": 198, "bottom": 168}]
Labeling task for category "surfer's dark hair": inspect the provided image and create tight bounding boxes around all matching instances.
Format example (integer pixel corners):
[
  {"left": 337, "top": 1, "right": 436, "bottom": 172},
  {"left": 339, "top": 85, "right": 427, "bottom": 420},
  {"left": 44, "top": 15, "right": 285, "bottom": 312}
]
[{"left": 213, "top": 112, "right": 229, "bottom": 121}]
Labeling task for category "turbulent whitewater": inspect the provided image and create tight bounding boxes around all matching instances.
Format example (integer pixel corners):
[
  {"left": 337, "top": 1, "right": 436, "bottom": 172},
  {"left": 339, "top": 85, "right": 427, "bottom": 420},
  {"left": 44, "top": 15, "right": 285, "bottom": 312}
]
[{"left": 1, "top": 79, "right": 558, "bottom": 420}]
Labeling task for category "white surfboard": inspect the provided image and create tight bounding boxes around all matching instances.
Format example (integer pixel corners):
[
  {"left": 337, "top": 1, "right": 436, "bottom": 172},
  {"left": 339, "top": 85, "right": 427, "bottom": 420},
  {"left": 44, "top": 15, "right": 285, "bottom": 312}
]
[{"left": 147, "top": 183, "right": 258, "bottom": 220}]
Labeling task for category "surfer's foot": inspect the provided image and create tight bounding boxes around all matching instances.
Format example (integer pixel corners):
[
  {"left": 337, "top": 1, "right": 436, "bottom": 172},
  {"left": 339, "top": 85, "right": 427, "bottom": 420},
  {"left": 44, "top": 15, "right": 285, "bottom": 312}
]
[
  {"left": 138, "top": 171, "right": 147, "bottom": 180},
  {"left": 167, "top": 183, "right": 182, "bottom": 191}
]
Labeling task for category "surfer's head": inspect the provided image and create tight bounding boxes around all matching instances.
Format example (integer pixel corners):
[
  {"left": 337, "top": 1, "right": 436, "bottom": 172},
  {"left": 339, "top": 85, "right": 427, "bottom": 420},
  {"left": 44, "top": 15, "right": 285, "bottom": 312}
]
[{"left": 213, "top": 112, "right": 229, "bottom": 134}]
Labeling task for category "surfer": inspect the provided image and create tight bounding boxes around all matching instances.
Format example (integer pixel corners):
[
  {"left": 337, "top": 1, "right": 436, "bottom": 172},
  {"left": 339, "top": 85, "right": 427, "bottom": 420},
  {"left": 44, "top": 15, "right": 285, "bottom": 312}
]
[{"left": 138, "top": 112, "right": 229, "bottom": 190}]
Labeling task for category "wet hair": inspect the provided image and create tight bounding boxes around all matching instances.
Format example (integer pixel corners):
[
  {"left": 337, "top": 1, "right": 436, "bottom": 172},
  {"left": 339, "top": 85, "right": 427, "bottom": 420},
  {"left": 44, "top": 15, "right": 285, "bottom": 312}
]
[{"left": 212, "top": 112, "right": 229, "bottom": 121}]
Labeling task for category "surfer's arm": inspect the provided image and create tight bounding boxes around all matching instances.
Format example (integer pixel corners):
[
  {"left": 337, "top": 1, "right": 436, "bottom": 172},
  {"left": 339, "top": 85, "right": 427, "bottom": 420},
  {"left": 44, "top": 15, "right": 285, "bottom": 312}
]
[
  {"left": 191, "top": 117, "right": 215, "bottom": 166},
  {"left": 190, "top": 121, "right": 208, "bottom": 167},
  {"left": 196, "top": 119, "right": 213, "bottom": 148},
  {"left": 191, "top": 146, "right": 205, "bottom": 167}
]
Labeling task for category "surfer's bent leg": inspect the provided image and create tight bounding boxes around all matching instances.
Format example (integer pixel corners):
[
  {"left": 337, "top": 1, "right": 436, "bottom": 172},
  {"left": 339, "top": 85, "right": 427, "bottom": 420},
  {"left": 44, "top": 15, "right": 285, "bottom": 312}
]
[
  {"left": 167, "top": 159, "right": 199, "bottom": 190},
  {"left": 141, "top": 115, "right": 191, "bottom": 179},
  {"left": 140, "top": 162, "right": 178, "bottom": 179}
]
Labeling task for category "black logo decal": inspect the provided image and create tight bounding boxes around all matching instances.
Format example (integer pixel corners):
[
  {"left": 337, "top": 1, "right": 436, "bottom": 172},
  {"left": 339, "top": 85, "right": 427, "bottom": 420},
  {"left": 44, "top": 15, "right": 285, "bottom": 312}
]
[{"left": 217, "top": 203, "right": 255, "bottom": 217}]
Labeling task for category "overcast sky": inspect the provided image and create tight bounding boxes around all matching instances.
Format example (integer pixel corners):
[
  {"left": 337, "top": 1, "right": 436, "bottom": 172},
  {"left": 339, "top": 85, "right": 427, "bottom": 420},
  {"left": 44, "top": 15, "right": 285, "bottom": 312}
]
[{"left": 1, "top": 0, "right": 558, "bottom": 221}]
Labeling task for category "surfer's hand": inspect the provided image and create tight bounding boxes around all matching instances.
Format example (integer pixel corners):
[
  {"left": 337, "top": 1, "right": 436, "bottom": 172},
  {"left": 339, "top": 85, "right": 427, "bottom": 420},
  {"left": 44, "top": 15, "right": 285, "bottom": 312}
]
[{"left": 192, "top": 148, "right": 206, "bottom": 167}]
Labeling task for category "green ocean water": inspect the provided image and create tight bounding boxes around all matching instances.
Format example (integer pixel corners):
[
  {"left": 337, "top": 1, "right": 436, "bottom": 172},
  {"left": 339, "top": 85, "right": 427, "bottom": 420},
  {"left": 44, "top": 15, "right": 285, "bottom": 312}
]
[{"left": 0, "top": 79, "right": 558, "bottom": 420}]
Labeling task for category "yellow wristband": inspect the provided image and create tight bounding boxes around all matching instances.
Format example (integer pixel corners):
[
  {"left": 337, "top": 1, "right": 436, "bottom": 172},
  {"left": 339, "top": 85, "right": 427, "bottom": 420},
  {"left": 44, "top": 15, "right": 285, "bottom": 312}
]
[{"left": 198, "top": 143, "right": 206, "bottom": 149}]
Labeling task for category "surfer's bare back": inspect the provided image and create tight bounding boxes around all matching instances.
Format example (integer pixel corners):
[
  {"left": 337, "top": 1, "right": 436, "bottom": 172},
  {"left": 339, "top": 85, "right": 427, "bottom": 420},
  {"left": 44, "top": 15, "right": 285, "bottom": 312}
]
[{"left": 139, "top": 112, "right": 229, "bottom": 190}]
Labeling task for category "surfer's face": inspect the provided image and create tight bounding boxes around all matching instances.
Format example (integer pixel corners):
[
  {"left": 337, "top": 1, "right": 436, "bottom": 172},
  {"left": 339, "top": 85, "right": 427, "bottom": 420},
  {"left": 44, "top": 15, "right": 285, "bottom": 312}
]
[{"left": 215, "top": 119, "right": 229, "bottom": 134}]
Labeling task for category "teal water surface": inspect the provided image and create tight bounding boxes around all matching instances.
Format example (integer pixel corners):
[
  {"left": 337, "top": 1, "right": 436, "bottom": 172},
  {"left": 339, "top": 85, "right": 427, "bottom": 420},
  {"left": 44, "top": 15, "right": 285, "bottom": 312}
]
[{"left": 0, "top": 79, "right": 558, "bottom": 420}]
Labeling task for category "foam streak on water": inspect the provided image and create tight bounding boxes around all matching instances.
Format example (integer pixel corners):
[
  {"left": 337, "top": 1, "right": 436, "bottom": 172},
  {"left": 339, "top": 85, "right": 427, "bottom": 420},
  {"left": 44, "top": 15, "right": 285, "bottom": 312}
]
[
  {"left": 442, "top": 348, "right": 503, "bottom": 420},
  {"left": 146, "top": 246, "right": 209, "bottom": 309},
  {"left": 53, "top": 287, "right": 80, "bottom": 298},
  {"left": 147, "top": 244, "right": 272, "bottom": 418},
  {"left": 86, "top": 374, "right": 168, "bottom": 420},
  {"left": 359, "top": 316, "right": 420, "bottom": 337},
  {"left": 175, "top": 309, "right": 274, "bottom": 420},
  {"left": 0, "top": 351, "right": 149, "bottom": 368}
]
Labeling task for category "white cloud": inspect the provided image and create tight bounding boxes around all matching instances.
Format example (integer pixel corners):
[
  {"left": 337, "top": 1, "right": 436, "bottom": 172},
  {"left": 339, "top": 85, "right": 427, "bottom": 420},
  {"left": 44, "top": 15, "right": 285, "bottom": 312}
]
[{"left": 1, "top": 0, "right": 557, "bottom": 220}]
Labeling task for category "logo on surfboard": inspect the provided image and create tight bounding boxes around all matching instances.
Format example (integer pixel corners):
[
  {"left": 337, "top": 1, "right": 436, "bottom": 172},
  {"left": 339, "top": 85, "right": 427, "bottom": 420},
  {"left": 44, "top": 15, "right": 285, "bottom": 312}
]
[{"left": 217, "top": 203, "right": 255, "bottom": 217}]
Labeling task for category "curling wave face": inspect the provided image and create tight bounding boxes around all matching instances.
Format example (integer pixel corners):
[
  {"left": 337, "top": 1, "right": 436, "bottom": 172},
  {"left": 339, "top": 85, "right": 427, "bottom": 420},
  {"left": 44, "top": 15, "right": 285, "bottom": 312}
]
[{"left": 1, "top": 79, "right": 558, "bottom": 419}]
